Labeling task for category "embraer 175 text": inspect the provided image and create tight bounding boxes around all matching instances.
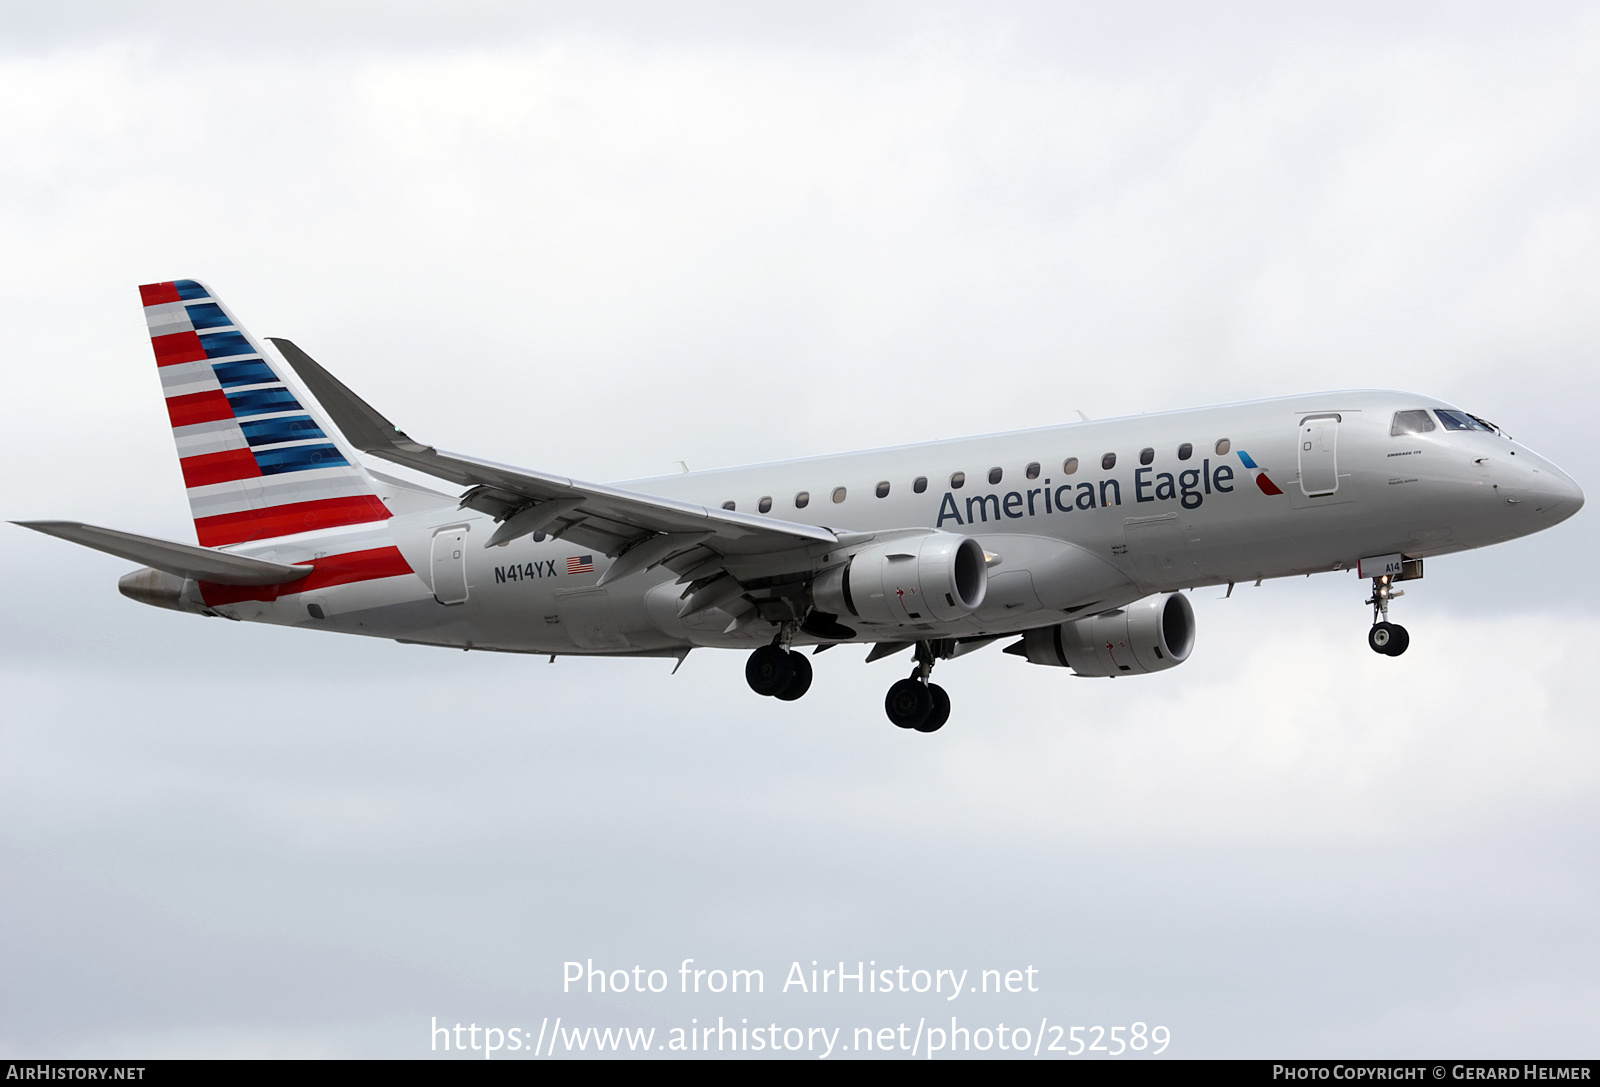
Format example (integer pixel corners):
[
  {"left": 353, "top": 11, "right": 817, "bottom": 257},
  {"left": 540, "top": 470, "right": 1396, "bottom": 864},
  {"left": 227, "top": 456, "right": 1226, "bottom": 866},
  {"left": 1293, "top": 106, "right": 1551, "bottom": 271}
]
[{"left": 17, "top": 281, "right": 1586, "bottom": 731}]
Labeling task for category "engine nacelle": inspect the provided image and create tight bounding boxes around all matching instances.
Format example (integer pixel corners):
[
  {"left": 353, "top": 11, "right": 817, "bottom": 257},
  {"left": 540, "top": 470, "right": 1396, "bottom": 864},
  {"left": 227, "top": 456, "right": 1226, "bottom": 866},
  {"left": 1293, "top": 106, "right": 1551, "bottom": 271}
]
[
  {"left": 1015, "top": 592, "right": 1195, "bottom": 676},
  {"left": 813, "top": 532, "right": 988, "bottom": 626}
]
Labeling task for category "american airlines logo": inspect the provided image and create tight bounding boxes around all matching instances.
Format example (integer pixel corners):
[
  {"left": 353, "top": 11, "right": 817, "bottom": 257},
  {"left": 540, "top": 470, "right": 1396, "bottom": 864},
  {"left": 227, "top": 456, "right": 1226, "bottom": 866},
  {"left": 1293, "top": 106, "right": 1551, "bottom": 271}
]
[{"left": 1236, "top": 450, "right": 1284, "bottom": 495}]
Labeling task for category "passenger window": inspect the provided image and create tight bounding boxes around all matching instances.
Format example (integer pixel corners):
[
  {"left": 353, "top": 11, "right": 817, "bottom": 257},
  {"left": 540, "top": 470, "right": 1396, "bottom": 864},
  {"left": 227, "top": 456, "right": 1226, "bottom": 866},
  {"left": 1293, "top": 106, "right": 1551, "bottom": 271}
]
[
  {"left": 1435, "top": 409, "right": 1494, "bottom": 432},
  {"left": 988, "top": 467, "right": 1003, "bottom": 485},
  {"left": 721, "top": 501, "right": 735, "bottom": 511},
  {"left": 950, "top": 471, "right": 966, "bottom": 489},
  {"left": 831, "top": 487, "right": 847, "bottom": 504},
  {"left": 913, "top": 476, "right": 927, "bottom": 493},
  {"left": 532, "top": 530, "right": 547, "bottom": 543},
  {"left": 1178, "top": 443, "right": 1193, "bottom": 460},
  {"left": 795, "top": 491, "right": 810, "bottom": 509},
  {"left": 1215, "top": 438, "right": 1230, "bottom": 455},
  {"left": 876, "top": 481, "right": 890, "bottom": 498},
  {"left": 758, "top": 496, "right": 772, "bottom": 514},
  {"left": 1025, "top": 462, "right": 1040, "bottom": 479},
  {"left": 1139, "top": 447, "right": 1154, "bottom": 466},
  {"left": 1391, "top": 410, "right": 1436, "bottom": 436},
  {"left": 1062, "top": 457, "right": 1079, "bottom": 475},
  {"left": 1101, "top": 452, "right": 1116, "bottom": 470}
]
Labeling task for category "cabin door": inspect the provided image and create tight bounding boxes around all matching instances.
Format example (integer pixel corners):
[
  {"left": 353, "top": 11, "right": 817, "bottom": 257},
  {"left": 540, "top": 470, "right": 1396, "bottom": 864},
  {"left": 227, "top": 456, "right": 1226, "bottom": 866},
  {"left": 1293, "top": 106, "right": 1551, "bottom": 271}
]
[
  {"left": 1297, "top": 414, "right": 1341, "bottom": 497},
  {"left": 431, "top": 528, "right": 469, "bottom": 605}
]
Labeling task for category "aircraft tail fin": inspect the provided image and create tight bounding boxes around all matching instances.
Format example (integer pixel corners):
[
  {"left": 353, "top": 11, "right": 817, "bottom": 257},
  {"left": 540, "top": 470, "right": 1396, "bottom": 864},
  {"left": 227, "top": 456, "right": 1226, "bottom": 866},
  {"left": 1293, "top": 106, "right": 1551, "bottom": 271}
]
[{"left": 139, "top": 279, "right": 393, "bottom": 546}]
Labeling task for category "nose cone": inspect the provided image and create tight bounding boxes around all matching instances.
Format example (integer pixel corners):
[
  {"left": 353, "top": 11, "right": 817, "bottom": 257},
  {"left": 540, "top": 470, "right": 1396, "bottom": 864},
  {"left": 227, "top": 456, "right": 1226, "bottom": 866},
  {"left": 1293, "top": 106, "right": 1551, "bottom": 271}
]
[{"left": 1523, "top": 457, "right": 1584, "bottom": 525}]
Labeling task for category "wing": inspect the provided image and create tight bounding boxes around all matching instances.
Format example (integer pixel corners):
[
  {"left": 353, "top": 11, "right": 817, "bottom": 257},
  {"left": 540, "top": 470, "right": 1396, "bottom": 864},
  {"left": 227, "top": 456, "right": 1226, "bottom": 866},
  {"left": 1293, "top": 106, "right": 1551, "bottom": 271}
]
[{"left": 268, "top": 339, "right": 841, "bottom": 575}]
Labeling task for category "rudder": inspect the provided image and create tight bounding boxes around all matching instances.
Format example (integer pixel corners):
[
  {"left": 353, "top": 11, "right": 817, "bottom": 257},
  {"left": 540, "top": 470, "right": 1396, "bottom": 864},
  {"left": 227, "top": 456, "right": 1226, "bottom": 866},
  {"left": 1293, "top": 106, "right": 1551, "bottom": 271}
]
[{"left": 139, "top": 279, "right": 393, "bottom": 547}]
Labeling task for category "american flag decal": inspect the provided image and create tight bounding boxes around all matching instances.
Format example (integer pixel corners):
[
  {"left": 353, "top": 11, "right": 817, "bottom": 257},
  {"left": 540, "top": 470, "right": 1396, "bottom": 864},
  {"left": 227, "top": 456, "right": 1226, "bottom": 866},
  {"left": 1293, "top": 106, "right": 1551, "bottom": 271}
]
[{"left": 567, "top": 554, "right": 594, "bottom": 575}]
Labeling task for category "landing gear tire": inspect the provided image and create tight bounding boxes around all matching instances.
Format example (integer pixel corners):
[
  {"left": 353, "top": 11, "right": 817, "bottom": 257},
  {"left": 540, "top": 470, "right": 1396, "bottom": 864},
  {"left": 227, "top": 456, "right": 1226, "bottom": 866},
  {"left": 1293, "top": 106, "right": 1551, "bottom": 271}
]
[
  {"left": 746, "top": 644, "right": 795, "bottom": 696},
  {"left": 885, "top": 677, "right": 932, "bottom": 729},
  {"left": 1384, "top": 624, "right": 1410, "bottom": 656},
  {"left": 1367, "top": 623, "right": 1393, "bottom": 654},
  {"left": 1368, "top": 622, "right": 1410, "bottom": 657},
  {"left": 915, "top": 684, "right": 951, "bottom": 733},
  {"left": 774, "top": 650, "right": 813, "bottom": 701}
]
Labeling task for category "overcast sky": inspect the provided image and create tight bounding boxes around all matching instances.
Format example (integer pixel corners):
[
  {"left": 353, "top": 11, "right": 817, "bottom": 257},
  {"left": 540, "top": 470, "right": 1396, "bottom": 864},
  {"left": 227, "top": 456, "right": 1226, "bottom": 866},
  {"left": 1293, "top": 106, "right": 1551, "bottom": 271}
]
[{"left": 2, "top": 1, "right": 1598, "bottom": 1059}]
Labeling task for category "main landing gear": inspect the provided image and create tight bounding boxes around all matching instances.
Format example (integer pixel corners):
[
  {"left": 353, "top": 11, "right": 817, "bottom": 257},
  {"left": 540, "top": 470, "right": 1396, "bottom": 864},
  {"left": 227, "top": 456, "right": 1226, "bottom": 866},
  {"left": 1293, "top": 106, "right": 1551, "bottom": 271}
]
[
  {"left": 1366, "top": 574, "right": 1410, "bottom": 657},
  {"left": 745, "top": 640, "right": 813, "bottom": 701},
  {"left": 884, "top": 642, "right": 950, "bottom": 733},
  {"left": 743, "top": 635, "right": 953, "bottom": 732}
]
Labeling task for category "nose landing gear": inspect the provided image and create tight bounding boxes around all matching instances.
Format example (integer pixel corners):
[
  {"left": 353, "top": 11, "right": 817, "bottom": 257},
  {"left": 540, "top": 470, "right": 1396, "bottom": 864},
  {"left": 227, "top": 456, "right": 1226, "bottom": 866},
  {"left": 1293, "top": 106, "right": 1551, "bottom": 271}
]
[
  {"left": 1368, "top": 621, "right": 1409, "bottom": 656},
  {"left": 884, "top": 642, "right": 950, "bottom": 732},
  {"left": 1366, "top": 575, "right": 1410, "bottom": 657}
]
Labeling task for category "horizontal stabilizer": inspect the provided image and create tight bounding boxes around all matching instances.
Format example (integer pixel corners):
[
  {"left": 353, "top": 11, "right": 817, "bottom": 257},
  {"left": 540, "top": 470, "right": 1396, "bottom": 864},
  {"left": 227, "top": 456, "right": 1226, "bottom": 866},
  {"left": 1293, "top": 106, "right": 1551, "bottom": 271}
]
[{"left": 13, "top": 521, "right": 312, "bottom": 586}]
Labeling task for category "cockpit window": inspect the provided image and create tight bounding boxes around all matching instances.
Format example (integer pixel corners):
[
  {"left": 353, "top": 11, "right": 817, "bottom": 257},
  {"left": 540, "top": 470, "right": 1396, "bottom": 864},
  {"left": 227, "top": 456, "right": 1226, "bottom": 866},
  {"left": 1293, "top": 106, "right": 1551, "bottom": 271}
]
[
  {"left": 1391, "top": 410, "right": 1436, "bottom": 436},
  {"left": 1435, "top": 409, "right": 1495, "bottom": 433}
]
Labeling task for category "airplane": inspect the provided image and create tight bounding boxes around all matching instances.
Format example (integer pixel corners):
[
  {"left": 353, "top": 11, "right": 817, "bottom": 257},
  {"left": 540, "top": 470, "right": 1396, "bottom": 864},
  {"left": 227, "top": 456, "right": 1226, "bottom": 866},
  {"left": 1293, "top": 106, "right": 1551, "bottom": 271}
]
[{"left": 14, "top": 280, "right": 1586, "bottom": 732}]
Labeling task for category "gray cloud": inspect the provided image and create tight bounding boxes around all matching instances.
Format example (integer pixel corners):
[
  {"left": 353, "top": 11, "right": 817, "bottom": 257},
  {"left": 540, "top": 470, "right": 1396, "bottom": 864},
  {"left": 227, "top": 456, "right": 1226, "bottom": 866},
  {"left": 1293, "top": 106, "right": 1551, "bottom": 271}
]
[{"left": 2, "top": 4, "right": 1597, "bottom": 1057}]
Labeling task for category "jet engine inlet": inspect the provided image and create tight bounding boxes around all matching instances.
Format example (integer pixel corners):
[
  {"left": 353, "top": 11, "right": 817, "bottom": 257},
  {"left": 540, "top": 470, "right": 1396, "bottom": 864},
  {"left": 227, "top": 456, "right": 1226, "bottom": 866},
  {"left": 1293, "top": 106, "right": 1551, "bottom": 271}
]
[
  {"left": 1013, "top": 592, "right": 1195, "bottom": 676},
  {"left": 813, "top": 533, "right": 988, "bottom": 626}
]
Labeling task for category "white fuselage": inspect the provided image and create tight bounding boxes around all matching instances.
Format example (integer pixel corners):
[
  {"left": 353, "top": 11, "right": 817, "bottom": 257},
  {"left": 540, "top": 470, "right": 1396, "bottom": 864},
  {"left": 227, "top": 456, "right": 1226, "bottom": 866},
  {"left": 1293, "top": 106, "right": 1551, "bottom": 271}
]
[{"left": 209, "top": 390, "right": 1583, "bottom": 656}]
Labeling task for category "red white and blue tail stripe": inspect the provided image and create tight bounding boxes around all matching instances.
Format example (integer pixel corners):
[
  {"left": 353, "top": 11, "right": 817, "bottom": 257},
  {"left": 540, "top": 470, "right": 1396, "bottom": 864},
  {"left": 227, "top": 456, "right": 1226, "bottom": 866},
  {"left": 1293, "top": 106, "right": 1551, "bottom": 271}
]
[{"left": 140, "top": 279, "right": 394, "bottom": 547}]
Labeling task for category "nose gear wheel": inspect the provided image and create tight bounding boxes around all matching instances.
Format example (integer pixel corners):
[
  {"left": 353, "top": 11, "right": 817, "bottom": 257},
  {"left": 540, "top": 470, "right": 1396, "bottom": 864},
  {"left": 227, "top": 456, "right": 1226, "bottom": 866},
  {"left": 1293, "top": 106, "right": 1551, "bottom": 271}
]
[
  {"left": 1365, "top": 575, "right": 1411, "bottom": 657},
  {"left": 1368, "top": 621, "right": 1409, "bottom": 657}
]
